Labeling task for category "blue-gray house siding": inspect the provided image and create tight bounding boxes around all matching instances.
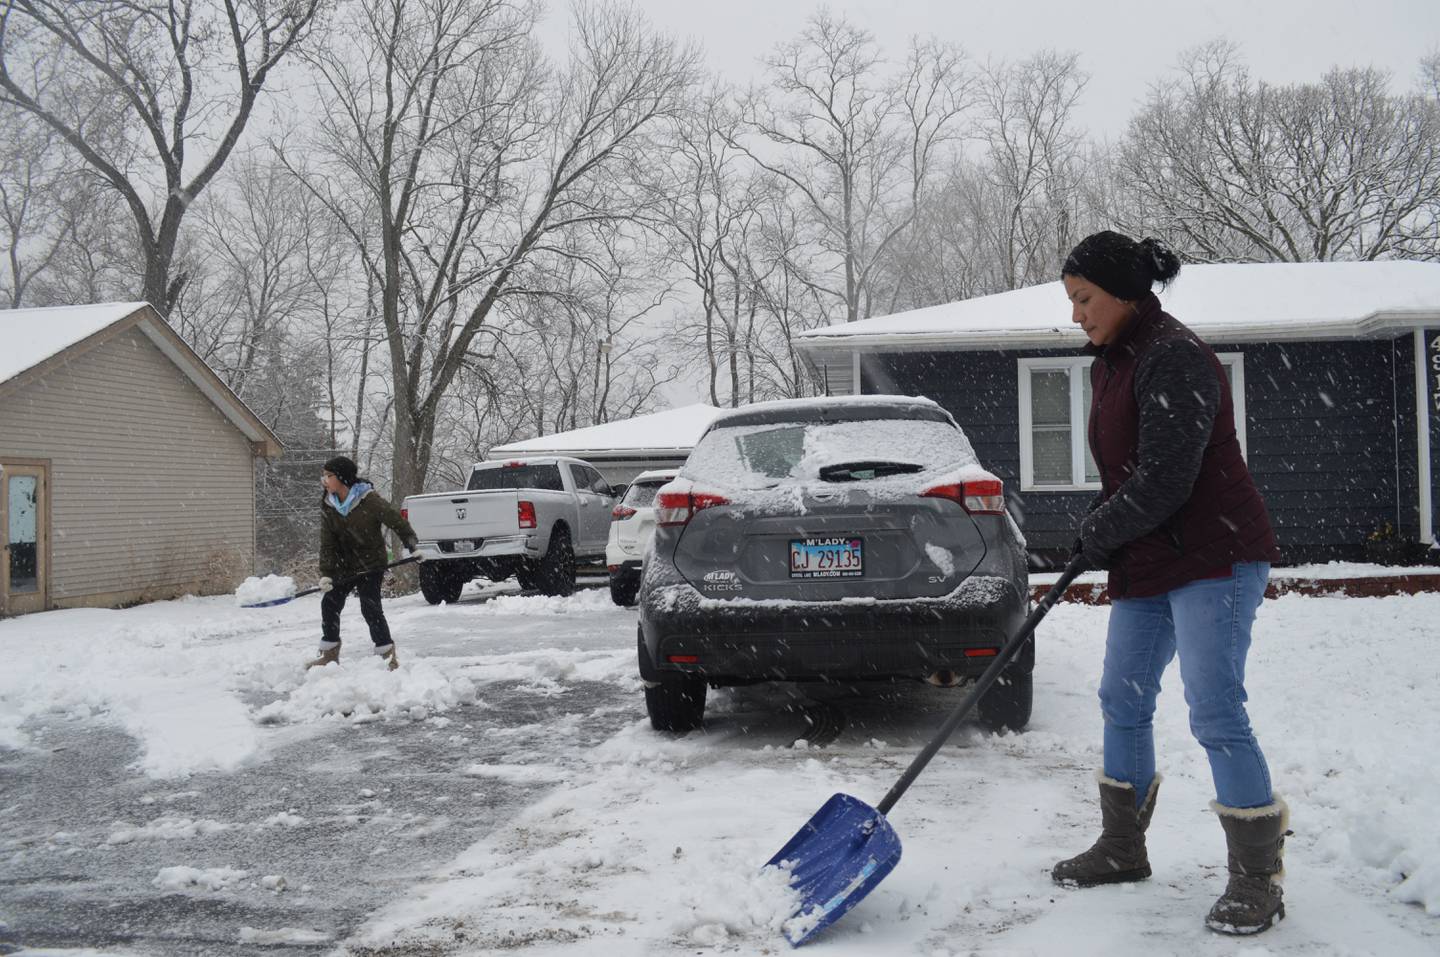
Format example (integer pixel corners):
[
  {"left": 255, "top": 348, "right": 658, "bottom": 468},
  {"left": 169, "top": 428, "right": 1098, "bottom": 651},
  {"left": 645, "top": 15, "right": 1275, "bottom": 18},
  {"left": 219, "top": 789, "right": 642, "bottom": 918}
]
[{"left": 862, "top": 334, "right": 1437, "bottom": 567}]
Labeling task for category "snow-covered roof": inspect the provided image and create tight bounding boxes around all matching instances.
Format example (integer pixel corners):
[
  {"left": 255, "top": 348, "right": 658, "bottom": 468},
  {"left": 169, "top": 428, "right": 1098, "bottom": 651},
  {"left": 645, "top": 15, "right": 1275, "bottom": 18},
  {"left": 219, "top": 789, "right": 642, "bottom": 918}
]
[
  {"left": 487, "top": 404, "right": 723, "bottom": 457},
  {"left": 795, "top": 260, "right": 1440, "bottom": 353},
  {"left": 0, "top": 302, "right": 282, "bottom": 456},
  {"left": 0, "top": 302, "right": 149, "bottom": 383}
]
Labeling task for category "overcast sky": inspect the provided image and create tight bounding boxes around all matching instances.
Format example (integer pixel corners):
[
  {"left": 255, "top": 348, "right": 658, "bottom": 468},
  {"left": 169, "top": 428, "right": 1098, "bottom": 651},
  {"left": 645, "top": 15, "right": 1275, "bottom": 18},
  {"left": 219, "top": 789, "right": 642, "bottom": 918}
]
[
  {"left": 533, "top": 0, "right": 1438, "bottom": 408},
  {"left": 541, "top": 0, "right": 1439, "bottom": 137}
]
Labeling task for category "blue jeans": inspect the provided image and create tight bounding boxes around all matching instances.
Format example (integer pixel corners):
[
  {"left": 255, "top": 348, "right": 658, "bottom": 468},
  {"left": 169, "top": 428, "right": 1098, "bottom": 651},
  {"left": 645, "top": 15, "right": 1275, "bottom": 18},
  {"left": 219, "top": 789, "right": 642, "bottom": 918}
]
[{"left": 1099, "top": 562, "right": 1273, "bottom": 809}]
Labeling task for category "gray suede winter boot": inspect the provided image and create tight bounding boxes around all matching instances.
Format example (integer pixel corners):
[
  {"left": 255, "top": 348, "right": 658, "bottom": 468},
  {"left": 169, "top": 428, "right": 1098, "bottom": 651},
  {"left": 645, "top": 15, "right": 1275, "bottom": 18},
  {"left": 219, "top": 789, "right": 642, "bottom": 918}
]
[
  {"left": 375, "top": 643, "right": 399, "bottom": 671},
  {"left": 1052, "top": 773, "right": 1161, "bottom": 887},
  {"left": 1206, "top": 798, "right": 1288, "bottom": 935},
  {"left": 306, "top": 641, "right": 340, "bottom": 669}
]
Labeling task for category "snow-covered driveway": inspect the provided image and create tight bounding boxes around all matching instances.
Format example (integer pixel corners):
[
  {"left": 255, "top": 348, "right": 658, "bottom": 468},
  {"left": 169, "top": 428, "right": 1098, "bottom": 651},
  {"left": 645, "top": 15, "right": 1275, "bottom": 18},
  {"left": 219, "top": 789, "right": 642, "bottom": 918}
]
[{"left": 1, "top": 581, "right": 1437, "bottom": 955}]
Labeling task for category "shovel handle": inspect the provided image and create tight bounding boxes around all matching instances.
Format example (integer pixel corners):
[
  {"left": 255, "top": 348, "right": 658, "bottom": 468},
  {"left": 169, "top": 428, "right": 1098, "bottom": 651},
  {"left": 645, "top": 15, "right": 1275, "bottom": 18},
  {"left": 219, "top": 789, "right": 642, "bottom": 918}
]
[{"left": 875, "top": 554, "right": 1089, "bottom": 816}]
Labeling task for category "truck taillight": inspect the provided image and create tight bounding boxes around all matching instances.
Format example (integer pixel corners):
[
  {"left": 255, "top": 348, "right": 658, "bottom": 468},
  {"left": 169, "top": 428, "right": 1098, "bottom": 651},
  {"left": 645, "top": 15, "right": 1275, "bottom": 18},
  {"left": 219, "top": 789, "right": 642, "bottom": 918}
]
[
  {"left": 401, "top": 508, "right": 408, "bottom": 520},
  {"left": 921, "top": 478, "right": 1006, "bottom": 515},
  {"left": 612, "top": 504, "right": 637, "bottom": 520},
  {"left": 518, "top": 500, "right": 537, "bottom": 529},
  {"left": 655, "top": 490, "right": 729, "bottom": 526}
]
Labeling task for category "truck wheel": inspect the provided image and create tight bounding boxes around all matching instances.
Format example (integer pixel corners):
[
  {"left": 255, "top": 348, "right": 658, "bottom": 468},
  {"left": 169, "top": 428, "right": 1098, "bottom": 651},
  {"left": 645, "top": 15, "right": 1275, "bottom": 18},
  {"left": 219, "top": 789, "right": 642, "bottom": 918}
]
[
  {"left": 609, "top": 569, "right": 639, "bottom": 606},
  {"left": 977, "top": 669, "right": 1032, "bottom": 732},
  {"left": 535, "top": 527, "right": 576, "bottom": 596},
  {"left": 645, "top": 671, "right": 706, "bottom": 732},
  {"left": 418, "top": 561, "right": 467, "bottom": 605}
]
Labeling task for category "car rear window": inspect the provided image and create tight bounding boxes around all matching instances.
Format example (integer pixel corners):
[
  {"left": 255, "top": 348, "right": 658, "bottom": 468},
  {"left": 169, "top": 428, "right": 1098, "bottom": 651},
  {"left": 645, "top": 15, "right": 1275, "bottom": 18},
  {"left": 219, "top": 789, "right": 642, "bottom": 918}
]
[
  {"left": 683, "top": 417, "right": 977, "bottom": 491},
  {"left": 621, "top": 480, "right": 668, "bottom": 508},
  {"left": 467, "top": 463, "right": 564, "bottom": 492}
]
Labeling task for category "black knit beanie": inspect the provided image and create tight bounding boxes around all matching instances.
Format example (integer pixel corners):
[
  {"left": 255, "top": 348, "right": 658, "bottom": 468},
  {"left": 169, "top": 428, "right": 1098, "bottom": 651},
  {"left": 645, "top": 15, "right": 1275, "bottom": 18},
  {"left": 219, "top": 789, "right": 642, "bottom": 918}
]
[
  {"left": 1062, "top": 230, "right": 1181, "bottom": 300},
  {"left": 322, "top": 455, "right": 359, "bottom": 487}
]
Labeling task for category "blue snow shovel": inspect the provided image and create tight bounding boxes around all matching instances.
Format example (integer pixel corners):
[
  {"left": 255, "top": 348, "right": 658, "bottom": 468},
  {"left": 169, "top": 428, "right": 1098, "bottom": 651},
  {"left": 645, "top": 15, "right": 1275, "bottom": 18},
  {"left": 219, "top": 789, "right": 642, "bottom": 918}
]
[
  {"left": 240, "top": 555, "right": 421, "bottom": 608},
  {"left": 766, "top": 554, "right": 1089, "bottom": 947}
]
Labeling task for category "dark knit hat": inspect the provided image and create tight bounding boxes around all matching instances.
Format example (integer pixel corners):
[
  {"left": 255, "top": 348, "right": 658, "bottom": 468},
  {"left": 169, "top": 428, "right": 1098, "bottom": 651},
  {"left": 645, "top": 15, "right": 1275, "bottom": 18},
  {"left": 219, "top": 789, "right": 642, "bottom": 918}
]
[
  {"left": 1062, "top": 230, "right": 1181, "bottom": 301},
  {"left": 322, "top": 455, "right": 359, "bottom": 487}
]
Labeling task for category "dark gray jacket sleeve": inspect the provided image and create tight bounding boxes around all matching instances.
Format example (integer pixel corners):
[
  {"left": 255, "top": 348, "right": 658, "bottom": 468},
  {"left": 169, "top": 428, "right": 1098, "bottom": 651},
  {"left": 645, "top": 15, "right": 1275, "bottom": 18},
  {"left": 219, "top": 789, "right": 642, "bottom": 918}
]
[{"left": 1080, "top": 338, "right": 1221, "bottom": 561}]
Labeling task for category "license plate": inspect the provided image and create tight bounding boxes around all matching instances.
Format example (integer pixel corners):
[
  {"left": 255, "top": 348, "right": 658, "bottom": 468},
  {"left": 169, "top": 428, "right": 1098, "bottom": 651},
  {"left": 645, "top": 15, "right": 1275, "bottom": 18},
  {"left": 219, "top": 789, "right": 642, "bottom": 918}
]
[
  {"left": 789, "top": 537, "right": 864, "bottom": 579},
  {"left": 452, "top": 539, "right": 476, "bottom": 551}
]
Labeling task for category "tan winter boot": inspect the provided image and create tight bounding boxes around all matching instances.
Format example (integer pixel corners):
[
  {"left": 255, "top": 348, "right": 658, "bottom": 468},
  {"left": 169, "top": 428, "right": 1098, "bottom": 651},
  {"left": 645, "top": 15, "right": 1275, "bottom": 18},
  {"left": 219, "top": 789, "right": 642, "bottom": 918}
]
[
  {"left": 375, "top": 643, "right": 399, "bottom": 671},
  {"left": 1052, "top": 773, "right": 1161, "bottom": 887},
  {"left": 306, "top": 641, "right": 340, "bottom": 669},
  {"left": 1206, "top": 798, "right": 1288, "bottom": 935}
]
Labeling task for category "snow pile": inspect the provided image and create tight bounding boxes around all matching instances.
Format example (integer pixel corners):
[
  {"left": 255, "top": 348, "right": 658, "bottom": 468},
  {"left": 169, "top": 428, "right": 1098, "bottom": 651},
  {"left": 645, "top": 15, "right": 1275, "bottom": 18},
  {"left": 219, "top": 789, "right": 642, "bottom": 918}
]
[
  {"left": 460, "top": 762, "right": 569, "bottom": 785},
  {"left": 153, "top": 865, "right": 247, "bottom": 891},
  {"left": 239, "top": 926, "right": 331, "bottom": 945},
  {"left": 235, "top": 575, "right": 297, "bottom": 606},
  {"left": 0, "top": 605, "right": 269, "bottom": 776},
  {"left": 254, "top": 656, "right": 480, "bottom": 725},
  {"left": 467, "top": 589, "right": 616, "bottom": 617},
  {"left": 107, "top": 816, "right": 232, "bottom": 844}
]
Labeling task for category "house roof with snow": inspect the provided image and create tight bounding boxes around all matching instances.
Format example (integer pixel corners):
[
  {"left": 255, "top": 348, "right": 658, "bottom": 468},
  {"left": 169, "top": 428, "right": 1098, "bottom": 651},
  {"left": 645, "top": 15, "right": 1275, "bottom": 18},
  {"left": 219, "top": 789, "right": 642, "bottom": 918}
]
[
  {"left": 0, "top": 302, "right": 282, "bottom": 457},
  {"left": 795, "top": 260, "right": 1440, "bottom": 355},
  {"left": 487, "top": 404, "right": 723, "bottom": 459}
]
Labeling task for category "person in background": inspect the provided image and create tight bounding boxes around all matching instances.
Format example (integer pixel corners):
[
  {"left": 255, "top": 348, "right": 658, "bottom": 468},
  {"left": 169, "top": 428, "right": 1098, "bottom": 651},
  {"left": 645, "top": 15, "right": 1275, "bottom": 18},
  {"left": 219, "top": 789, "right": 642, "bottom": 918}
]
[
  {"left": 310, "top": 455, "right": 420, "bottom": 671},
  {"left": 1049, "top": 231, "right": 1288, "bottom": 935}
]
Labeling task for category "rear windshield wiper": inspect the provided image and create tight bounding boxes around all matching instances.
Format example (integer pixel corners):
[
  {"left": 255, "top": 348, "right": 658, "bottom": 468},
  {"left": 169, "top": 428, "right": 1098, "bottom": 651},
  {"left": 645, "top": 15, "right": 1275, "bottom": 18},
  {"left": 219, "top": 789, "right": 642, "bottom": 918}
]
[{"left": 818, "top": 460, "right": 926, "bottom": 482}]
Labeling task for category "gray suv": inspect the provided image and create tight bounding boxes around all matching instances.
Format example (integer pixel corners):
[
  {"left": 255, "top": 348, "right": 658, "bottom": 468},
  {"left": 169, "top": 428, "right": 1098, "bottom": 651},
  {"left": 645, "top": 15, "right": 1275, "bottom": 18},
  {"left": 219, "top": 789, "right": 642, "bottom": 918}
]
[{"left": 636, "top": 396, "right": 1032, "bottom": 733}]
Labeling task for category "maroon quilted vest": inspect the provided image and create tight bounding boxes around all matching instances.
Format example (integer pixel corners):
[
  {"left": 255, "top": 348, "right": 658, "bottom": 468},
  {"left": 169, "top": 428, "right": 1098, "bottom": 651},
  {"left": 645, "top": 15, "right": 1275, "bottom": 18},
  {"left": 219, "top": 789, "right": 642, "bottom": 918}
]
[{"left": 1088, "top": 295, "right": 1280, "bottom": 598}]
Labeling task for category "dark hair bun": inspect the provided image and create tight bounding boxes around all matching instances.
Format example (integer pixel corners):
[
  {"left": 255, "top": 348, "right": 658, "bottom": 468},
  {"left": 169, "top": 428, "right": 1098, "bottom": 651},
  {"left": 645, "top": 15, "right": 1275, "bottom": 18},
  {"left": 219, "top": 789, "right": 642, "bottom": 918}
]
[{"left": 1138, "top": 237, "right": 1181, "bottom": 286}]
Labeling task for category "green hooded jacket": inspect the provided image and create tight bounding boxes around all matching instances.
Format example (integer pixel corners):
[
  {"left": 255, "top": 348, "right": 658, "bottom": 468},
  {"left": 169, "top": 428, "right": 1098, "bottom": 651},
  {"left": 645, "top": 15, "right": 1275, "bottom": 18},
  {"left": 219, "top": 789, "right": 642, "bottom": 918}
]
[{"left": 319, "top": 487, "right": 418, "bottom": 580}]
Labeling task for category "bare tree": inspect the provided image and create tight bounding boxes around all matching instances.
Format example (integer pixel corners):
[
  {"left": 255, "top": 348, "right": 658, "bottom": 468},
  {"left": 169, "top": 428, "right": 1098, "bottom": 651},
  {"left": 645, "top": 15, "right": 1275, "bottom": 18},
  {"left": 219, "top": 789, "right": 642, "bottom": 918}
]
[
  {"left": 0, "top": 0, "right": 324, "bottom": 311},
  {"left": 734, "top": 11, "right": 973, "bottom": 325},
  {"left": 1119, "top": 41, "right": 1440, "bottom": 263},
  {"left": 285, "top": 0, "right": 698, "bottom": 500}
]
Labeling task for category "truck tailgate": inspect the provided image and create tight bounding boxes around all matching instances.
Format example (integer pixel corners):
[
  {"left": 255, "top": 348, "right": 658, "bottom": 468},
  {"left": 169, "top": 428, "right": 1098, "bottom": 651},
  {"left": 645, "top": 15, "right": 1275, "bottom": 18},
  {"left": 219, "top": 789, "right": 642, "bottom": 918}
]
[{"left": 406, "top": 490, "right": 519, "bottom": 541}]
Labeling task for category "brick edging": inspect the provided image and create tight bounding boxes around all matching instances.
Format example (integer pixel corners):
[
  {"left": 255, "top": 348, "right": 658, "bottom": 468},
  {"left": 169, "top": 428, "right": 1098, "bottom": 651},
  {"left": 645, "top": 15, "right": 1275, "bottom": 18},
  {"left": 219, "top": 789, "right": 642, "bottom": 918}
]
[{"left": 1031, "top": 573, "right": 1440, "bottom": 606}]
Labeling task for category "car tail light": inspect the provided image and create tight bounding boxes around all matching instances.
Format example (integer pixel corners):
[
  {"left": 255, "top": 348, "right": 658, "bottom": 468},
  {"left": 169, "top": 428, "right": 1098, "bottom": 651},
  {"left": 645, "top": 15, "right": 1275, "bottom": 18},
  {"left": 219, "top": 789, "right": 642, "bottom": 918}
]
[
  {"left": 656, "top": 489, "right": 730, "bottom": 527},
  {"left": 401, "top": 507, "right": 408, "bottom": 520},
  {"left": 667, "top": 654, "right": 700, "bottom": 664},
  {"left": 964, "top": 647, "right": 999, "bottom": 658},
  {"left": 504, "top": 460, "right": 525, "bottom": 468},
  {"left": 922, "top": 478, "right": 1005, "bottom": 515},
  {"left": 518, "top": 500, "right": 537, "bottom": 529},
  {"left": 612, "top": 504, "right": 637, "bottom": 520}
]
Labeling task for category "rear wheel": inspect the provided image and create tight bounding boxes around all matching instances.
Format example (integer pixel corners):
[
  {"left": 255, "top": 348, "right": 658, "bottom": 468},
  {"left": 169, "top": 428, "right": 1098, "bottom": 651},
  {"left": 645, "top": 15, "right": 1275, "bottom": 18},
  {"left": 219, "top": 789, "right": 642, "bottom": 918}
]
[
  {"left": 978, "top": 669, "right": 1032, "bottom": 732},
  {"left": 609, "top": 568, "right": 640, "bottom": 606},
  {"left": 418, "top": 561, "right": 468, "bottom": 605},
  {"left": 645, "top": 671, "right": 707, "bottom": 732},
  {"left": 534, "top": 527, "right": 576, "bottom": 596}
]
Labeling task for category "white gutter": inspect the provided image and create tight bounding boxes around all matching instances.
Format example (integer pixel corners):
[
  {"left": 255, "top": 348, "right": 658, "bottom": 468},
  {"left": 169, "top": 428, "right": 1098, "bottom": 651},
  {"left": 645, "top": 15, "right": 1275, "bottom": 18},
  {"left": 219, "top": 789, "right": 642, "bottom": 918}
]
[
  {"left": 1416, "top": 329, "right": 1434, "bottom": 544},
  {"left": 794, "top": 310, "right": 1440, "bottom": 355}
]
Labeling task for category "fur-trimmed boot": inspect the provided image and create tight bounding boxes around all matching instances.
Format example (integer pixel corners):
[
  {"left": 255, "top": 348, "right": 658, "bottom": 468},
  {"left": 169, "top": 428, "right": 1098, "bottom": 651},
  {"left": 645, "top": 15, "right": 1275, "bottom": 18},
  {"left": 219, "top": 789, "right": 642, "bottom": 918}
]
[
  {"left": 374, "top": 643, "right": 399, "bottom": 671},
  {"left": 1206, "top": 798, "right": 1288, "bottom": 935},
  {"left": 306, "top": 641, "right": 340, "bottom": 669},
  {"left": 1052, "top": 773, "right": 1161, "bottom": 887}
]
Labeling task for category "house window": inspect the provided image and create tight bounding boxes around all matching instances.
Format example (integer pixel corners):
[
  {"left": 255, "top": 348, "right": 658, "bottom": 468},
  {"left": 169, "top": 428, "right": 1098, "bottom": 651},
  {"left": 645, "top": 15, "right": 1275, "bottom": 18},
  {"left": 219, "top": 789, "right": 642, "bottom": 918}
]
[{"left": 1018, "top": 354, "right": 1246, "bottom": 491}]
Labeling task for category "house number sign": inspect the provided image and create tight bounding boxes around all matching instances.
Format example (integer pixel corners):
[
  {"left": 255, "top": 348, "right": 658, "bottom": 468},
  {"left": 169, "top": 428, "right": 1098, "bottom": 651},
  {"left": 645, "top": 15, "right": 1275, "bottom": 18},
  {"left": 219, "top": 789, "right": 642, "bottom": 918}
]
[{"left": 1433, "top": 333, "right": 1440, "bottom": 414}]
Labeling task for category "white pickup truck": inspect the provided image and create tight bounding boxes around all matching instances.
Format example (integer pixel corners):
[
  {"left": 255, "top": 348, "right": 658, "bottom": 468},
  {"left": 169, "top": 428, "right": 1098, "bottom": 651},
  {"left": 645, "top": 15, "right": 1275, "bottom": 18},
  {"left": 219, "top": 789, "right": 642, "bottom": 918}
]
[{"left": 401, "top": 457, "right": 619, "bottom": 603}]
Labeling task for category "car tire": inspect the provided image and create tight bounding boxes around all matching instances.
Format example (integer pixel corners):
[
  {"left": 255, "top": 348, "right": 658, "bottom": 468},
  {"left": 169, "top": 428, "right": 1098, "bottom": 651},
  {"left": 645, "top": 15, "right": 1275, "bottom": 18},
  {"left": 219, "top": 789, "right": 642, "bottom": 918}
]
[
  {"left": 534, "top": 527, "right": 576, "bottom": 596},
  {"left": 609, "top": 569, "right": 639, "bottom": 606},
  {"left": 977, "top": 668, "right": 1032, "bottom": 732},
  {"left": 645, "top": 671, "right": 706, "bottom": 732},
  {"left": 418, "top": 561, "right": 467, "bottom": 605}
]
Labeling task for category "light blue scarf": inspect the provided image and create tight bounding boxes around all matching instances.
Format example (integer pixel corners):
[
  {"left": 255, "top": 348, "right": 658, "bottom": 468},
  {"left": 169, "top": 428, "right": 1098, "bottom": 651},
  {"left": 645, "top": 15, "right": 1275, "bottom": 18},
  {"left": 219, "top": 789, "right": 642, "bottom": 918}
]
[{"left": 327, "top": 481, "right": 373, "bottom": 517}]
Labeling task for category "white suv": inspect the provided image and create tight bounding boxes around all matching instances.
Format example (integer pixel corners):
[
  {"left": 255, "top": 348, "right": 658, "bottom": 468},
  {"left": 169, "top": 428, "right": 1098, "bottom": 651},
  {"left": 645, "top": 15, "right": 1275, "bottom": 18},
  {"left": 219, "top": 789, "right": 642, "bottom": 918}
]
[{"left": 606, "top": 469, "right": 678, "bottom": 606}]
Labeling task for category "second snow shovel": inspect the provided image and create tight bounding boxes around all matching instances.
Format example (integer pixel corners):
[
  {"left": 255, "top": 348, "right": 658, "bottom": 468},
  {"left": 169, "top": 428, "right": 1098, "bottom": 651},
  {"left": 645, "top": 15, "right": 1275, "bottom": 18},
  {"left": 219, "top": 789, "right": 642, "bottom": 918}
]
[
  {"left": 765, "top": 554, "right": 1089, "bottom": 947},
  {"left": 240, "top": 555, "right": 422, "bottom": 608}
]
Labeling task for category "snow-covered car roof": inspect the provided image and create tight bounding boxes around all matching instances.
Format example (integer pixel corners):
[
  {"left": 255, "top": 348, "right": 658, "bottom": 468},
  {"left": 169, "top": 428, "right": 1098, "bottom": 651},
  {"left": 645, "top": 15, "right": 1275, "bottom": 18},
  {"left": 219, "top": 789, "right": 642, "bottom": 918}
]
[
  {"left": 629, "top": 468, "right": 680, "bottom": 484},
  {"left": 707, "top": 394, "right": 952, "bottom": 431}
]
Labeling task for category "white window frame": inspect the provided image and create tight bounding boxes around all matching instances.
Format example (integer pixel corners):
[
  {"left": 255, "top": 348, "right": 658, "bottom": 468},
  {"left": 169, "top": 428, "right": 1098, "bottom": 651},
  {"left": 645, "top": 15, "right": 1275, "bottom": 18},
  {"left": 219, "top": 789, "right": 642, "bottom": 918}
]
[{"left": 1018, "top": 353, "right": 1247, "bottom": 492}]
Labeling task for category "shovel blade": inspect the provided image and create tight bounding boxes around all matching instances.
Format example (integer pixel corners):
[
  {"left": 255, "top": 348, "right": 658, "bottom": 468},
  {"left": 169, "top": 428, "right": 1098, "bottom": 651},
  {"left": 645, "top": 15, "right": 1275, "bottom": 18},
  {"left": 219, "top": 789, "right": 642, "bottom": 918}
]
[{"left": 765, "top": 792, "right": 901, "bottom": 947}]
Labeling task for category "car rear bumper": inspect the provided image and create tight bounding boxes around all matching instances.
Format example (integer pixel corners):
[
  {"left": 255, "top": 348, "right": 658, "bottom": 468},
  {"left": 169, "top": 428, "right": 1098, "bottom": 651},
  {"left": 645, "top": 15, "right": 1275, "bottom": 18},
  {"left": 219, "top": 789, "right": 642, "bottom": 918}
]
[
  {"left": 638, "top": 577, "right": 1029, "bottom": 682},
  {"left": 417, "top": 534, "right": 539, "bottom": 562}
]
